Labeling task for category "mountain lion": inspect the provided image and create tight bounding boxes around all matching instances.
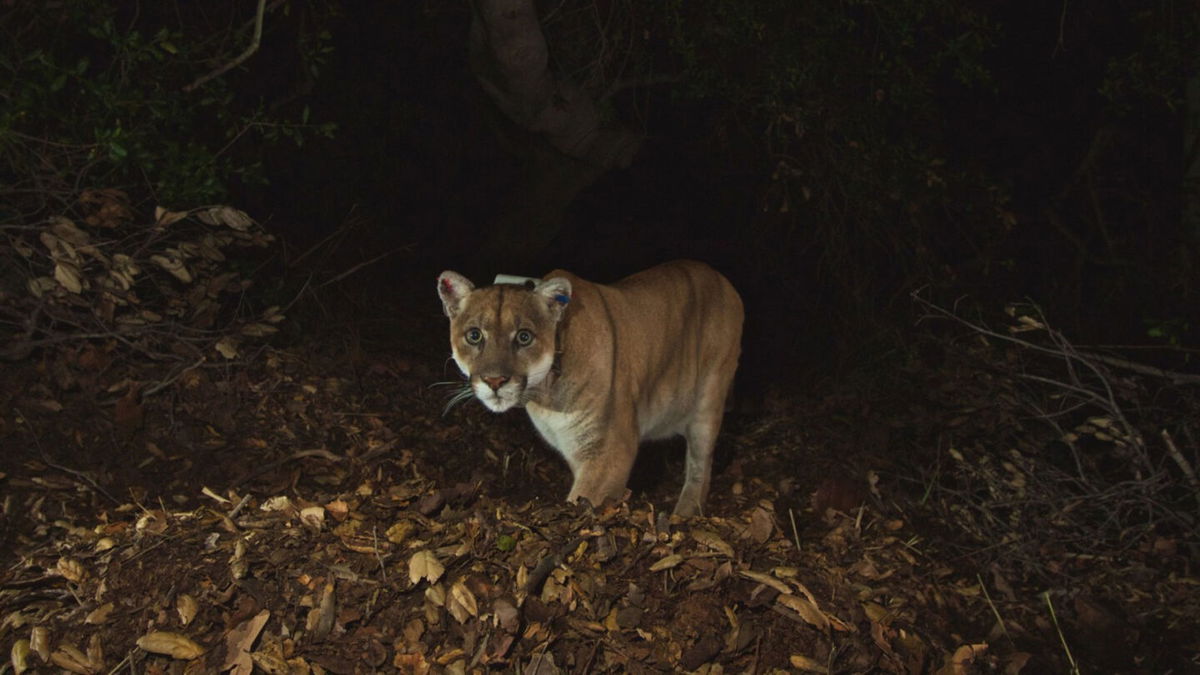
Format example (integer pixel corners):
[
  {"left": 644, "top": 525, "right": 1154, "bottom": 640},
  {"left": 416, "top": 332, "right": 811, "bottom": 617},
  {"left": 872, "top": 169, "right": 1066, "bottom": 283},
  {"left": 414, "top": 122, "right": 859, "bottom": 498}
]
[{"left": 437, "top": 260, "right": 743, "bottom": 516}]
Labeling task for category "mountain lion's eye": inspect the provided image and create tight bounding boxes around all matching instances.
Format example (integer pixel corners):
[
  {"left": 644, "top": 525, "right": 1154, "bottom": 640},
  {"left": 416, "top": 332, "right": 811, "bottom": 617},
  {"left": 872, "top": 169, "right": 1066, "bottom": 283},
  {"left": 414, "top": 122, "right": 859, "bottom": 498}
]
[
  {"left": 515, "top": 329, "right": 533, "bottom": 346},
  {"left": 465, "top": 328, "right": 483, "bottom": 345}
]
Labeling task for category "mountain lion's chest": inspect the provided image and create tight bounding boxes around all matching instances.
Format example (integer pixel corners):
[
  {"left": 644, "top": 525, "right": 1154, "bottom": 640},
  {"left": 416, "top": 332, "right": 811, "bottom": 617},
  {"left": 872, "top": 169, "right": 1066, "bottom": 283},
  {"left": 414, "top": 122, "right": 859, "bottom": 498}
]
[{"left": 525, "top": 402, "right": 596, "bottom": 469}]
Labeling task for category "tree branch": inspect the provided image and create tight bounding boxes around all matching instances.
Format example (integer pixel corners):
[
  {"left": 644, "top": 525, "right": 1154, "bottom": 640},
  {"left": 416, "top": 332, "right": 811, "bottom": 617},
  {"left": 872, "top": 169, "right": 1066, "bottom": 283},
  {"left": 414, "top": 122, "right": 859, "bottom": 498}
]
[
  {"left": 183, "top": 0, "right": 268, "bottom": 93},
  {"left": 469, "top": 0, "right": 640, "bottom": 169}
]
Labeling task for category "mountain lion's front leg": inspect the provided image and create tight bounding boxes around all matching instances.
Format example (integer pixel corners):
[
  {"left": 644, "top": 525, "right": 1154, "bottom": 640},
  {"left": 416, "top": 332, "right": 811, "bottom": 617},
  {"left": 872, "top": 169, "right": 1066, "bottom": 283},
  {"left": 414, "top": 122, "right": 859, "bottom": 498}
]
[{"left": 566, "top": 425, "right": 638, "bottom": 509}]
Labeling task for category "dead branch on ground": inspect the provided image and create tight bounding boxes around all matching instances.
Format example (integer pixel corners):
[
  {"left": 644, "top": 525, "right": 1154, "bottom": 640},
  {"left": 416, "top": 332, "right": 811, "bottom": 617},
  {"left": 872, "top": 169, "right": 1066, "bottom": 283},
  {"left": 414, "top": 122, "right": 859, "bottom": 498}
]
[{"left": 910, "top": 291, "right": 1199, "bottom": 581}]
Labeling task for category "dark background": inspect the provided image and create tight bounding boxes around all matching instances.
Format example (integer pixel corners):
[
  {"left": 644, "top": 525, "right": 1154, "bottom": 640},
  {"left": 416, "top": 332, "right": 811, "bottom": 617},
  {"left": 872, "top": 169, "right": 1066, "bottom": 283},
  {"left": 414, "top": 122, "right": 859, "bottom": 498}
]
[{"left": 3, "top": 0, "right": 1197, "bottom": 385}]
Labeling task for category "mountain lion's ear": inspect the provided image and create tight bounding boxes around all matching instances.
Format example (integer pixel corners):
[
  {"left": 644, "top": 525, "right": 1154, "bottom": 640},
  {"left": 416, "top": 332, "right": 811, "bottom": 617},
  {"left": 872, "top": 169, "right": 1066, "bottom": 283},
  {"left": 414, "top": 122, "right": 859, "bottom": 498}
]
[
  {"left": 438, "top": 271, "right": 475, "bottom": 319},
  {"left": 533, "top": 277, "right": 572, "bottom": 321}
]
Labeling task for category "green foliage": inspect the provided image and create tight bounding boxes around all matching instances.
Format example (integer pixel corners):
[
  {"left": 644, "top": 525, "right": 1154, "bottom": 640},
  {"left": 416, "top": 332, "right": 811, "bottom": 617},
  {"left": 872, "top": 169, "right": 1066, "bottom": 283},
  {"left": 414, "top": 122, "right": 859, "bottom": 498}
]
[
  {"left": 0, "top": 1, "right": 335, "bottom": 210},
  {"left": 1144, "top": 317, "right": 1190, "bottom": 347}
]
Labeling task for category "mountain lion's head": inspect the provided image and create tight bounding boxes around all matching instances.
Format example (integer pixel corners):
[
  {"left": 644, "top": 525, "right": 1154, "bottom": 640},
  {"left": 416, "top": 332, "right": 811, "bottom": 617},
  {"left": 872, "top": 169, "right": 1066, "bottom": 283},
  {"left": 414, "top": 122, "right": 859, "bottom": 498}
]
[{"left": 437, "top": 271, "right": 572, "bottom": 412}]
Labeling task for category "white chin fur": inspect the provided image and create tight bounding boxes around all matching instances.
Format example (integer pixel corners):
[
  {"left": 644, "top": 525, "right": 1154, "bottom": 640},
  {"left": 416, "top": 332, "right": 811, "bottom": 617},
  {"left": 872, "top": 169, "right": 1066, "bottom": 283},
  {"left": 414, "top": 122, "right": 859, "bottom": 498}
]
[{"left": 474, "top": 381, "right": 521, "bottom": 412}]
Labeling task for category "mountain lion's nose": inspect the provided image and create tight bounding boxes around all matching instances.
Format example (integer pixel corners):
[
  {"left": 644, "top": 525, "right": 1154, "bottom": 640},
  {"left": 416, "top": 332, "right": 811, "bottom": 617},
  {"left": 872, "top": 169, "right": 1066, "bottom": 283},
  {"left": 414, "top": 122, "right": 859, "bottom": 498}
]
[{"left": 482, "top": 376, "right": 509, "bottom": 391}]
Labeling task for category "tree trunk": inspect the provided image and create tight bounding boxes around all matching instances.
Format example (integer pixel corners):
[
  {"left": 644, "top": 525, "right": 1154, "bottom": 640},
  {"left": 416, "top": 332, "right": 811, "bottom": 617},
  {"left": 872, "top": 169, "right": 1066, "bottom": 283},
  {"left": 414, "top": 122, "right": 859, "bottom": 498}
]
[{"left": 468, "top": 0, "right": 640, "bottom": 261}]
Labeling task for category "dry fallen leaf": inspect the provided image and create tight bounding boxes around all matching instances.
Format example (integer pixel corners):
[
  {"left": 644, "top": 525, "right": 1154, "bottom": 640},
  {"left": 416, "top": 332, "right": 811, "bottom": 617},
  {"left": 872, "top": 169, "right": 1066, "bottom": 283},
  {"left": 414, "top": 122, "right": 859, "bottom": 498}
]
[
  {"left": 938, "top": 642, "right": 988, "bottom": 675},
  {"left": 10, "top": 639, "right": 31, "bottom": 674},
  {"left": 135, "top": 509, "right": 169, "bottom": 535},
  {"left": 26, "top": 276, "right": 57, "bottom": 298},
  {"left": 84, "top": 602, "right": 114, "bottom": 625},
  {"left": 222, "top": 609, "right": 271, "bottom": 675},
  {"left": 50, "top": 643, "right": 95, "bottom": 674},
  {"left": 649, "top": 553, "right": 683, "bottom": 572},
  {"left": 51, "top": 217, "right": 90, "bottom": 245},
  {"left": 523, "top": 650, "right": 559, "bottom": 675},
  {"left": 214, "top": 336, "right": 240, "bottom": 359},
  {"left": 790, "top": 654, "right": 829, "bottom": 673},
  {"left": 409, "top": 550, "right": 445, "bottom": 585},
  {"left": 394, "top": 652, "right": 431, "bottom": 672},
  {"left": 85, "top": 634, "right": 103, "bottom": 672},
  {"left": 778, "top": 593, "right": 830, "bottom": 631},
  {"left": 862, "top": 601, "right": 890, "bottom": 622},
  {"left": 114, "top": 385, "right": 143, "bottom": 438},
  {"left": 306, "top": 583, "right": 336, "bottom": 641},
  {"left": 137, "top": 632, "right": 205, "bottom": 660},
  {"left": 29, "top": 627, "right": 50, "bottom": 661},
  {"left": 387, "top": 520, "right": 416, "bottom": 545},
  {"left": 447, "top": 580, "right": 479, "bottom": 623},
  {"left": 748, "top": 506, "right": 774, "bottom": 544},
  {"left": 149, "top": 253, "right": 192, "bottom": 283},
  {"left": 39, "top": 230, "right": 61, "bottom": 253},
  {"left": 197, "top": 206, "right": 254, "bottom": 231},
  {"left": 55, "top": 557, "right": 87, "bottom": 583},
  {"left": 425, "top": 583, "right": 446, "bottom": 608},
  {"left": 230, "top": 538, "right": 248, "bottom": 580},
  {"left": 325, "top": 499, "right": 350, "bottom": 521},
  {"left": 260, "top": 496, "right": 293, "bottom": 512},
  {"left": 240, "top": 322, "right": 279, "bottom": 337},
  {"left": 53, "top": 262, "right": 84, "bottom": 293},
  {"left": 250, "top": 651, "right": 291, "bottom": 674},
  {"left": 177, "top": 594, "right": 199, "bottom": 626},
  {"left": 738, "top": 569, "right": 791, "bottom": 595},
  {"left": 12, "top": 235, "right": 33, "bottom": 257},
  {"left": 953, "top": 583, "right": 982, "bottom": 597},
  {"left": 692, "top": 529, "right": 735, "bottom": 557},
  {"left": 154, "top": 206, "right": 190, "bottom": 227},
  {"left": 402, "top": 618, "right": 426, "bottom": 649},
  {"left": 300, "top": 505, "right": 325, "bottom": 530}
]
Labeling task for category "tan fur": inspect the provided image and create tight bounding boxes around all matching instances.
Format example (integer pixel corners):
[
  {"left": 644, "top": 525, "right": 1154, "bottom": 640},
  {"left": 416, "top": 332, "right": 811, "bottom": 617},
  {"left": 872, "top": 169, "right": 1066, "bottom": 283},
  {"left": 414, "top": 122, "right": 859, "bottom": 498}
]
[{"left": 438, "top": 260, "right": 743, "bottom": 516}]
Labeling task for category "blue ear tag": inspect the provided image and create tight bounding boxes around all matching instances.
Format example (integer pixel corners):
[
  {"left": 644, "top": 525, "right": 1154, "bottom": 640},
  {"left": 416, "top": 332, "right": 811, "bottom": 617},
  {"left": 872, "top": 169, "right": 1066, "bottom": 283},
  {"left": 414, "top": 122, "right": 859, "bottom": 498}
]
[{"left": 554, "top": 293, "right": 570, "bottom": 305}]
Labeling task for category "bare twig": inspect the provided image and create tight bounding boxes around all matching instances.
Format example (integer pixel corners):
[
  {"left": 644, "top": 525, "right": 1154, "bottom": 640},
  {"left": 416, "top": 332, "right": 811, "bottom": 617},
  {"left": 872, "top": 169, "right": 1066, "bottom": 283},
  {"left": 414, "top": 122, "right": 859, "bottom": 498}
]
[
  {"left": 312, "top": 244, "right": 414, "bottom": 290},
  {"left": 1042, "top": 591, "right": 1080, "bottom": 674},
  {"left": 912, "top": 291, "right": 1200, "bottom": 384},
  {"left": 1161, "top": 429, "right": 1200, "bottom": 507},
  {"left": 228, "top": 493, "right": 252, "bottom": 520},
  {"left": 976, "top": 572, "right": 1013, "bottom": 645},
  {"left": 372, "top": 526, "right": 389, "bottom": 583},
  {"left": 15, "top": 408, "right": 121, "bottom": 505},
  {"left": 141, "top": 356, "right": 208, "bottom": 398},
  {"left": 287, "top": 206, "right": 363, "bottom": 268},
  {"left": 911, "top": 291, "right": 1199, "bottom": 581},
  {"left": 788, "top": 508, "right": 802, "bottom": 552},
  {"left": 183, "top": 0, "right": 267, "bottom": 92},
  {"left": 1082, "top": 343, "right": 1200, "bottom": 355},
  {"left": 227, "top": 447, "right": 345, "bottom": 490},
  {"left": 914, "top": 293, "right": 1159, "bottom": 479},
  {"left": 1076, "top": 351, "right": 1200, "bottom": 385},
  {"left": 525, "top": 535, "right": 588, "bottom": 595},
  {"left": 602, "top": 73, "right": 681, "bottom": 100}
]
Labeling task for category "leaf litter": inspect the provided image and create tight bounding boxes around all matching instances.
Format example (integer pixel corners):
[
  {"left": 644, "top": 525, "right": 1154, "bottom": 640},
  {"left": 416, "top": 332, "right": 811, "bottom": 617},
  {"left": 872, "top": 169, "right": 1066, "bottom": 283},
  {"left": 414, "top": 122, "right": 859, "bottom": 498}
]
[
  {"left": 0, "top": 349, "right": 984, "bottom": 673},
  {"left": 2, "top": 205, "right": 1199, "bottom": 673}
]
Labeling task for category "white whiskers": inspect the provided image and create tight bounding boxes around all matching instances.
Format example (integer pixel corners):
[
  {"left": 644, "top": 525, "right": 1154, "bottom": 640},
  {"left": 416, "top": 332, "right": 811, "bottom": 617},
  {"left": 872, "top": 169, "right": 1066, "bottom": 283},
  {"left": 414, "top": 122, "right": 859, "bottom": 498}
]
[{"left": 430, "top": 380, "right": 476, "bottom": 416}]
